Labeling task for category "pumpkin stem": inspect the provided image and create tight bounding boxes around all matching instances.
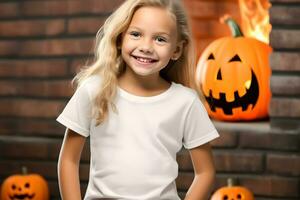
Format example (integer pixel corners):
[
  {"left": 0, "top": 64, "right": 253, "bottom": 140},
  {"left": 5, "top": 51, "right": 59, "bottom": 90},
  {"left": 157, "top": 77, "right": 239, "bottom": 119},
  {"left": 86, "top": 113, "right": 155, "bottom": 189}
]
[
  {"left": 21, "top": 166, "right": 28, "bottom": 175},
  {"left": 227, "top": 178, "right": 234, "bottom": 187},
  {"left": 221, "top": 15, "right": 244, "bottom": 38}
]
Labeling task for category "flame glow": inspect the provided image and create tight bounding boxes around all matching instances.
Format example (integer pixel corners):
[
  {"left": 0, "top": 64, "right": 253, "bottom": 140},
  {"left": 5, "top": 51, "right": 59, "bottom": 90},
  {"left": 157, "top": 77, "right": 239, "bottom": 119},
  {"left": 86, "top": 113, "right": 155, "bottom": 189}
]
[{"left": 239, "top": 0, "right": 272, "bottom": 44}]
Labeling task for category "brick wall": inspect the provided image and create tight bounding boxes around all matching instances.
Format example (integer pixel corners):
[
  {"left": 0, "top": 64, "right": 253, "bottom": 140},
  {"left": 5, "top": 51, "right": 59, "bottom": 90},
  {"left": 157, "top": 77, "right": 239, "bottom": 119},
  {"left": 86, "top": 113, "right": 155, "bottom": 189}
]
[
  {"left": 269, "top": 0, "right": 300, "bottom": 131},
  {"left": 0, "top": 0, "right": 299, "bottom": 200}
]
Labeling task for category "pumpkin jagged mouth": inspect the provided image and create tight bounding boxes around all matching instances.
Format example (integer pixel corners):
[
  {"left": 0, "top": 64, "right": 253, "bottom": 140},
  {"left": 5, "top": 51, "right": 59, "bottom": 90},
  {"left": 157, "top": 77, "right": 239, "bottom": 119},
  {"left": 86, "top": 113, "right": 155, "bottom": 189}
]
[
  {"left": 9, "top": 193, "right": 35, "bottom": 200},
  {"left": 204, "top": 69, "right": 259, "bottom": 115}
]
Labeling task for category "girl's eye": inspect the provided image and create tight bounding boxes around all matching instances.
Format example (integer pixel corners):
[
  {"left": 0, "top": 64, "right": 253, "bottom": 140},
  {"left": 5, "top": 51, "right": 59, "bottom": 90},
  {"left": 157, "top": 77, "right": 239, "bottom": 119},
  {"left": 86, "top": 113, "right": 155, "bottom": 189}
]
[
  {"left": 129, "top": 31, "right": 141, "bottom": 38},
  {"left": 155, "top": 36, "right": 167, "bottom": 43}
]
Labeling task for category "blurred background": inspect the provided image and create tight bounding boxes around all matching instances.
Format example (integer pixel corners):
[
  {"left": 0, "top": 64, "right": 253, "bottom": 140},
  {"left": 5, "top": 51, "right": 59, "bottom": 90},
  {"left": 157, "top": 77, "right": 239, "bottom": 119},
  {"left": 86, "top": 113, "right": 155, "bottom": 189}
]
[{"left": 0, "top": 0, "right": 299, "bottom": 199}]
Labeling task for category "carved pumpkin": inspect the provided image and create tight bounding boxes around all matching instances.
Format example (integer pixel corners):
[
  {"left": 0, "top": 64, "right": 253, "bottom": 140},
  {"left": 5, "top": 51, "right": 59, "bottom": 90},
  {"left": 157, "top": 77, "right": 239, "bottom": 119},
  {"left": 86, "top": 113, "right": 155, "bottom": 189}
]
[
  {"left": 0, "top": 167, "right": 49, "bottom": 200},
  {"left": 211, "top": 178, "right": 254, "bottom": 200},
  {"left": 196, "top": 16, "right": 272, "bottom": 121}
]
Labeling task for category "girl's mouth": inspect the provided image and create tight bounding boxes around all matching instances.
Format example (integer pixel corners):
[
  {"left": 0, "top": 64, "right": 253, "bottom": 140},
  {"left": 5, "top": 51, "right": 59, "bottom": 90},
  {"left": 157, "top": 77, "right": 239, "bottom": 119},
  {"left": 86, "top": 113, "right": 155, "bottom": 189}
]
[{"left": 132, "top": 55, "right": 158, "bottom": 63}]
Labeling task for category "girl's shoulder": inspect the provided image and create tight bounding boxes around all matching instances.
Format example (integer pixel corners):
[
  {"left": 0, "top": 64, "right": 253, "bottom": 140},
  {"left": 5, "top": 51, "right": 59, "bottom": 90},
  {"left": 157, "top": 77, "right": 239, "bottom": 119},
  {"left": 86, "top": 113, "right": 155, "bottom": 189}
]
[
  {"left": 83, "top": 74, "right": 102, "bottom": 85},
  {"left": 78, "top": 74, "right": 103, "bottom": 98},
  {"left": 172, "top": 82, "right": 200, "bottom": 104}
]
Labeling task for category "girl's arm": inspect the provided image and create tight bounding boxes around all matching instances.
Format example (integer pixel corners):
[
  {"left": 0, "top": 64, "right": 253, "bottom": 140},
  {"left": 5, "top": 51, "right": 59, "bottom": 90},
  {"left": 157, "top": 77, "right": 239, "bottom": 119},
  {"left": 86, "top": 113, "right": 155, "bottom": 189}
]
[
  {"left": 184, "top": 143, "right": 216, "bottom": 200},
  {"left": 58, "top": 128, "right": 86, "bottom": 200}
]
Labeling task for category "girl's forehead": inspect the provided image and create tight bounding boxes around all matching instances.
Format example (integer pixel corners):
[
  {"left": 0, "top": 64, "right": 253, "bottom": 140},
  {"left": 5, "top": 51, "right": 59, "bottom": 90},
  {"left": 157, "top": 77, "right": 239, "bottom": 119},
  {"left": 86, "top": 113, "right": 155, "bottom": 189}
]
[{"left": 128, "top": 6, "right": 177, "bottom": 33}]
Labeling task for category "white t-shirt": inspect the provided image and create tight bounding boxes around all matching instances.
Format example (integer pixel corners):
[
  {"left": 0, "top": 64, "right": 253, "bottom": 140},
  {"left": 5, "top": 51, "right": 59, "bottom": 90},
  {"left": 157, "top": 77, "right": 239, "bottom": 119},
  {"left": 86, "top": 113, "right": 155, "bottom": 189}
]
[{"left": 56, "top": 75, "right": 219, "bottom": 200}]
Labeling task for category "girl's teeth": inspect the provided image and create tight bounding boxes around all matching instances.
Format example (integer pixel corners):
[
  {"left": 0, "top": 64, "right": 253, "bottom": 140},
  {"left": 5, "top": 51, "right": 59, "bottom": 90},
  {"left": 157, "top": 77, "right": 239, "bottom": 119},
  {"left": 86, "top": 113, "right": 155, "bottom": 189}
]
[{"left": 137, "top": 57, "right": 152, "bottom": 63}]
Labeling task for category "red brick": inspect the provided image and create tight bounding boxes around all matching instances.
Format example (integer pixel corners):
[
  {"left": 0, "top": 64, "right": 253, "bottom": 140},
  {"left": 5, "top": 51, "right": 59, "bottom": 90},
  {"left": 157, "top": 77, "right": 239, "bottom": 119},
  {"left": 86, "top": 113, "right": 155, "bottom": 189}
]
[
  {"left": 47, "top": 181, "right": 59, "bottom": 199},
  {"left": 20, "top": 1, "right": 69, "bottom": 16},
  {"left": 0, "top": 2, "right": 18, "bottom": 18},
  {"left": 0, "top": 80, "right": 73, "bottom": 98},
  {"left": 211, "top": 130, "right": 238, "bottom": 148},
  {"left": 0, "top": 153, "right": 89, "bottom": 181},
  {"left": 0, "top": 131, "right": 89, "bottom": 163},
  {"left": 0, "top": 38, "right": 94, "bottom": 57},
  {"left": 270, "top": 97, "right": 300, "bottom": 118},
  {"left": 176, "top": 172, "right": 194, "bottom": 191},
  {"left": 0, "top": 136, "right": 49, "bottom": 159},
  {"left": 0, "top": 59, "right": 68, "bottom": 78},
  {"left": 214, "top": 175, "right": 230, "bottom": 191},
  {"left": 177, "top": 148, "right": 261, "bottom": 172},
  {"left": 0, "top": 99, "right": 66, "bottom": 118},
  {"left": 270, "top": 52, "right": 300, "bottom": 72},
  {"left": 67, "top": 0, "right": 123, "bottom": 15},
  {"left": 47, "top": 181, "right": 60, "bottom": 199},
  {"left": 68, "top": 17, "right": 106, "bottom": 34},
  {"left": 213, "top": 151, "right": 264, "bottom": 172},
  {"left": 240, "top": 176, "right": 299, "bottom": 198},
  {"left": 177, "top": 149, "right": 193, "bottom": 171},
  {"left": 190, "top": 19, "right": 232, "bottom": 38},
  {"left": 20, "top": 0, "right": 123, "bottom": 16},
  {"left": 19, "top": 38, "right": 94, "bottom": 56},
  {"left": 267, "top": 153, "right": 300, "bottom": 176},
  {"left": 0, "top": 118, "right": 64, "bottom": 137},
  {"left": 240, "top": 132, "right": 299, "bottom": 151},
  {"left": 182, "top": 0, "right": 240, "bottom": 20},
  {"left": 0, "top": 19, "right": 65, "bottom": 37},
  {"left": 79, "top": 163, "right": 90, "bottom": 181},
  {"left": 270, "top": 5, "right": 300, "bottom": 25},
  {"left": 0, "top": 41, "right": 19, "bottom": 55},
  {"left": 177, "top": 173, "right": 228, "bottom": 197},
  {"left": 271, "top": 75, "right": 300, "bottom": 95},
  {"left": 0, "top": 160, "right": 57, "bottom": 179},
  {"left": 270, "top": 118, "right": 300, "bottom": 132},
  {"left": 270, "top": 29, "right": 300, "bottom": 49},
  {"left": 47, "top": 180, "right": 88, "bottom": 200},
  {"left": 69, "top": 57, "right": 94, "bottom": 75},
  {"left": 214, "top": 121, "right": 270, "bottom": 135}
]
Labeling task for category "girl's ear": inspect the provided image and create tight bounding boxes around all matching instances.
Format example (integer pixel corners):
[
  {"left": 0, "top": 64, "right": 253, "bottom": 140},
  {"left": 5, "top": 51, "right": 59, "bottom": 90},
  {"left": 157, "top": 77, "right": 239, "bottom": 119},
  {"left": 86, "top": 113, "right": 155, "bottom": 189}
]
[{"left": 171, "top": 40, "right": 185, "bottom": 61}]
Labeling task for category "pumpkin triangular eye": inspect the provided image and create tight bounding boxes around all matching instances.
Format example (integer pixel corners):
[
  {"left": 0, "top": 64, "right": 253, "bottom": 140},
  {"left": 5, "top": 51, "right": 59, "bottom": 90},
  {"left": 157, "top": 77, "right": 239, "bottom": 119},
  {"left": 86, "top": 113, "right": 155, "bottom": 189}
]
[
  {"left": 229, "top": 54, "right": 242, "bottom": 62},
  {"left": 217, "top": 69, "right": 222, "bottom": 80},
  {"left": 207, "top": 53, "right": 215, "bottom": 60}
]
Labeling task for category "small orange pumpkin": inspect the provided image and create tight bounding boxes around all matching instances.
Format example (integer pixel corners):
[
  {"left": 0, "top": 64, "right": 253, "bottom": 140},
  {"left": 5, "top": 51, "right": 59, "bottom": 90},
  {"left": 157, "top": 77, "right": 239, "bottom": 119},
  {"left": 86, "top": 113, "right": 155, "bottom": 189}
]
[
  {"left": 196, "top": 15, "right": 272, "bottom": 121},
  {"left": 211, "top": 178, "right": 254, "bottom": 200},
  {"left": 0, "top": 167, "right": 49, "bottom": 200}
]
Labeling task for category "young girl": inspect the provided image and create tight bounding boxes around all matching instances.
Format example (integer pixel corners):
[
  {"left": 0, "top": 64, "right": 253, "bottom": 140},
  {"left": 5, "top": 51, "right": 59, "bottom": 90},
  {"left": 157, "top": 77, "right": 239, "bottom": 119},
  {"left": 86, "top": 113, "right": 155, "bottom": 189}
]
[{"left": 57, "top": 0, "right": 219, "bottom": 199}]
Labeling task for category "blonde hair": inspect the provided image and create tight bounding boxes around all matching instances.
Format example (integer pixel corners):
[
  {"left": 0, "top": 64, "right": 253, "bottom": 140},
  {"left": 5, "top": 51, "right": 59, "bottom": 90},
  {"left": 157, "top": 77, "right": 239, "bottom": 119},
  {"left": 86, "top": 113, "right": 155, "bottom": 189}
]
[{"left": 73, "top": 0, "right": 196, "bottom": 126}]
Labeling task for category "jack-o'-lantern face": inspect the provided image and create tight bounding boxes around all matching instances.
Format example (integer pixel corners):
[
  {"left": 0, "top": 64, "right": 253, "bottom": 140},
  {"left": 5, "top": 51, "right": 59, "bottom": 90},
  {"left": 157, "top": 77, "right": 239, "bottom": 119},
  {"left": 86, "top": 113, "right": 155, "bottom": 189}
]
[
  {"left": 211, "top": 186, "right": 255, "bottom": 200},
  {"left": 203, "top": 52, "right": 259, "bottom": 116},
  {"left": 8, "top": 181, "right": 35, "bottom": 200},
  {"left": 196, "top": 18, "right": 272, "bottom": 121},
  {"left": 1, "top": 173, "right": 49, "bottom": 200}
]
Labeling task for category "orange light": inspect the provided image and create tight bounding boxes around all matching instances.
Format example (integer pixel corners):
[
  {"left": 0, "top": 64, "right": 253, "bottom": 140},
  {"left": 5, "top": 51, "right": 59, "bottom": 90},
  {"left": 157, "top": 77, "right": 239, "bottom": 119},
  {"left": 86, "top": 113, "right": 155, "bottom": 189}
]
[{"left": 239, "top": 0, "right": 271, "bottom": 44}]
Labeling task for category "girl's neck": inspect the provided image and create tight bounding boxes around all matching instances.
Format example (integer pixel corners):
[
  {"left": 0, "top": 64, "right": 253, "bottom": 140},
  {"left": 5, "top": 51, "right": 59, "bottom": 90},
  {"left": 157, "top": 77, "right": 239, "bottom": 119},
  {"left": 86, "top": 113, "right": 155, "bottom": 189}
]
[{"left": 117, "top": 70, "right": 171, "bottom": 96}]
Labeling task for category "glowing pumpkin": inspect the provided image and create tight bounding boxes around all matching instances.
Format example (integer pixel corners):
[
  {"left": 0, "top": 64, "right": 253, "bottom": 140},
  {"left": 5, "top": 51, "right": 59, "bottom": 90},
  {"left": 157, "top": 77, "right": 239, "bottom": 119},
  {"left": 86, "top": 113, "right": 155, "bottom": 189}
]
[
  {"left": 211, "top": 178, "right": 254, "bottom": 200},
  {"left": 196, "top": 16, "right": 272, "bottom": 121},
  {"left": 0, "top": 167, "right": 49, "bottom": 200}
]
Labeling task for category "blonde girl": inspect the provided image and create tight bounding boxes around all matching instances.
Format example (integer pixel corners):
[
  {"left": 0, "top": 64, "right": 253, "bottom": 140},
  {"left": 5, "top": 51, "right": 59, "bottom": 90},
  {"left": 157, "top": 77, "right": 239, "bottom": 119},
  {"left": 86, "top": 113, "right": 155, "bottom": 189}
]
[{"left": 57, "top": 0, "right": 219, "bottom": 199}]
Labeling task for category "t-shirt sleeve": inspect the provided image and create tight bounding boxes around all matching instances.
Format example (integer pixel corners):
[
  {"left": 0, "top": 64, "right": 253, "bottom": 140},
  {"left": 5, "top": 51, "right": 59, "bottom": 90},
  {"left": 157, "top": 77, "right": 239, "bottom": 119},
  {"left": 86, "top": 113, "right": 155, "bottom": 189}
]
[
  {"left": 56, "top": 81, "right": 92, "bottom": 137},
  {"left": 182, "top": 96, "right": 219, "bottom": 149}
]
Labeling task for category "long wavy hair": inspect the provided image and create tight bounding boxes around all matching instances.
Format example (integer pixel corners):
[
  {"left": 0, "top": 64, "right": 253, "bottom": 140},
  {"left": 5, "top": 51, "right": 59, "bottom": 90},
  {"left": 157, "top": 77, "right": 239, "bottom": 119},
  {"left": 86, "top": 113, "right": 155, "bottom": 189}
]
[{"left": 73, "top": 0, "right": 197, "bottom": 126}]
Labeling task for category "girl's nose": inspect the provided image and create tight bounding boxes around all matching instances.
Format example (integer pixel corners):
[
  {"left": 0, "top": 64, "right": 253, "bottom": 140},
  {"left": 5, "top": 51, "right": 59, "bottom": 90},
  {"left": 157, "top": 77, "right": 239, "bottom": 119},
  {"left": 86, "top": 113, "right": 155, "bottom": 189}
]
[{"left": 138, "top": 39, "right": 153, "bottom": 54}]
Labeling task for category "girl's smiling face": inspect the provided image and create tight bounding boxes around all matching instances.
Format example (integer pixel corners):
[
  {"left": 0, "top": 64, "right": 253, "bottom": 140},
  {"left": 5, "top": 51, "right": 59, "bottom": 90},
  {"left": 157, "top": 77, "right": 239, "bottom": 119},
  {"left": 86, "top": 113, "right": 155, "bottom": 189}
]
[{"left": 121, "top": 6, "right": 182, "bottom": 78}]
